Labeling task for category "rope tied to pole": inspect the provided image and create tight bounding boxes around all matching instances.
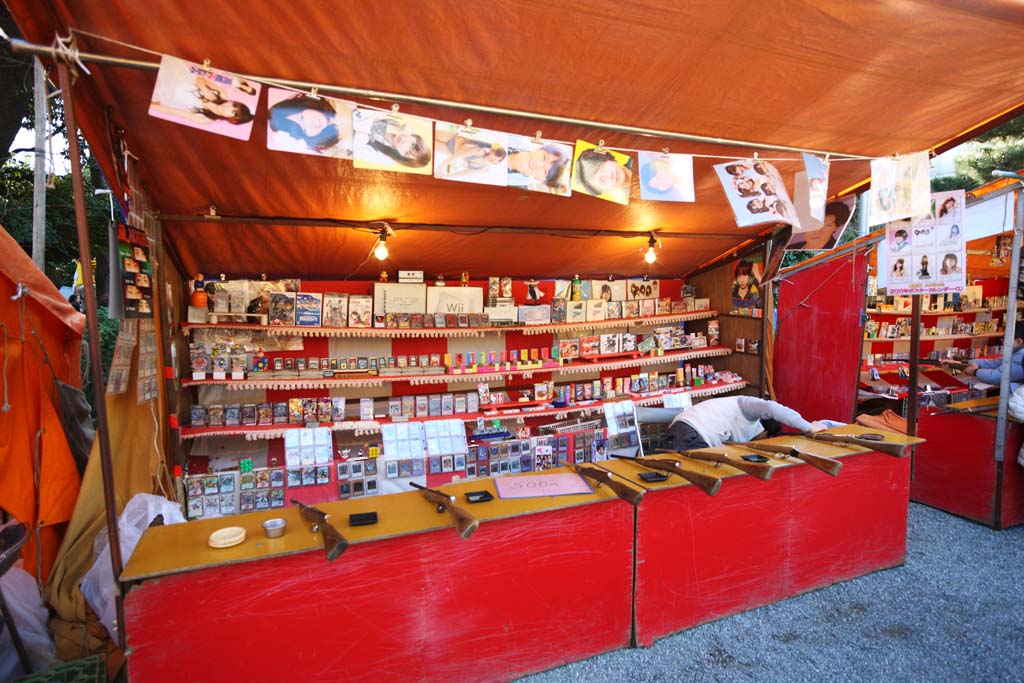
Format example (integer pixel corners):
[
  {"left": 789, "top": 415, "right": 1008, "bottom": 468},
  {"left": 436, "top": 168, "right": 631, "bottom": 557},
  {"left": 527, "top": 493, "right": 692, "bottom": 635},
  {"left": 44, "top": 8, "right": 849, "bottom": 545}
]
[{"left": 50, "top": 32, "right": 91, "bottom": 78}]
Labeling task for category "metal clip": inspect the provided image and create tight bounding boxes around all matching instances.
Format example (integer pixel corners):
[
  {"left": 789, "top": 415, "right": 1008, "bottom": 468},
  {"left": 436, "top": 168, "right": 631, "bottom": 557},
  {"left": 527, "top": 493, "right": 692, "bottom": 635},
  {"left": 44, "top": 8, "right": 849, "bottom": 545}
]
[
  {"left": 202, "top": 58, "right": 211, "bottom": 69},
  {"left": 534, "top": 130, "right": 543, "bottom": 143},
  {"left": 597, "top": 139, "right": 606, "bottom": 152},
  {"left": 309, "top": 87, "right": 320, "bottom": 99}
]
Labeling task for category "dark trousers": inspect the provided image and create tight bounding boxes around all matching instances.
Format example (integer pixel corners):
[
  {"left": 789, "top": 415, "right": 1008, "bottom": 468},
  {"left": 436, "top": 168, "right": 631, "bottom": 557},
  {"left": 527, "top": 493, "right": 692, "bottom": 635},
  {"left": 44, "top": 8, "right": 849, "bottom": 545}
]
[{"left": 662, "top": 421, "right": 709, "bottom": 451}]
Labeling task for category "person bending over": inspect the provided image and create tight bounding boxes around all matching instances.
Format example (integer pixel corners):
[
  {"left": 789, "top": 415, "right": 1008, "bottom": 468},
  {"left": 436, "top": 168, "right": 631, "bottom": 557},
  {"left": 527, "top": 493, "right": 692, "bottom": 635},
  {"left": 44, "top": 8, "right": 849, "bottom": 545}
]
[
  {"left": 948, "top": 320, "right": 1024, "bottom": 391},
  {"left": 662, "top": 396, "right": 827, "bottom": 451}
]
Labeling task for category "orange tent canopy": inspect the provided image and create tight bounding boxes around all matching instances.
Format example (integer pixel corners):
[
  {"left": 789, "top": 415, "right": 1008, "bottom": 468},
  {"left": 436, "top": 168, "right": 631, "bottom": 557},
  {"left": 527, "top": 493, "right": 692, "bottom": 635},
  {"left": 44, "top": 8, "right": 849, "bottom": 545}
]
[
  {"left": 0, "top": 226, "right": 84, "bottom": 582},
  {"left": 7, "top": 1, "right": 1024, "bottom": 278}
]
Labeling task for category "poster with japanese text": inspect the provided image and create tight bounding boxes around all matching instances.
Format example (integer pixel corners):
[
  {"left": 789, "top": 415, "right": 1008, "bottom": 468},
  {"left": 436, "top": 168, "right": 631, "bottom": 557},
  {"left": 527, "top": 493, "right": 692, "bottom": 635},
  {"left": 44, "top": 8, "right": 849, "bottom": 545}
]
[{"left": 886, "top": 190, "right": 965, "bottom": 295}]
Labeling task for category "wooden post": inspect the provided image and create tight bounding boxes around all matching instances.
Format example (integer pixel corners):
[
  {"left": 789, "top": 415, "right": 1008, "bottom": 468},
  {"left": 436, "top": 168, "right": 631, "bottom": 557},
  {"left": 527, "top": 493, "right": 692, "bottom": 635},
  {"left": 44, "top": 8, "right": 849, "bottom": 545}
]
[
  {"left": 31, "top": 58, "right": 46, "bottom": 269},
  {"left": 57, "top": 62, "right": 127, "bottom": 649}
]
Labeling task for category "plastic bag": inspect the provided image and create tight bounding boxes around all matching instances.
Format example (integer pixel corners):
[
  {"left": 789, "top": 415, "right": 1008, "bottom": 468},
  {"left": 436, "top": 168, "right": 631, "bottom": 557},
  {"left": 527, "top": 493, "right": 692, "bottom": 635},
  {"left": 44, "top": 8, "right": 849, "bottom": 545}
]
[
  {"left": 1009, "top": 385, "right": 1024, "bottom": 422},
  {"left": 80, "top": 494, "right": 185, "bottom": 640},
  {"left": 0, "top": 559, "right": 58, "bottom": 679}
]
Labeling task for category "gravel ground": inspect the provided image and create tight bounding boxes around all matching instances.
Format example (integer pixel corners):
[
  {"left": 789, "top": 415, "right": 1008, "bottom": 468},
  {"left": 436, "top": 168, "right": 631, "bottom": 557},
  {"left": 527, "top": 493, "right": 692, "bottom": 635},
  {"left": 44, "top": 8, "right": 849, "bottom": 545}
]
[{"left": 516, "top": 503, "right": 1024, "bottom": 683}]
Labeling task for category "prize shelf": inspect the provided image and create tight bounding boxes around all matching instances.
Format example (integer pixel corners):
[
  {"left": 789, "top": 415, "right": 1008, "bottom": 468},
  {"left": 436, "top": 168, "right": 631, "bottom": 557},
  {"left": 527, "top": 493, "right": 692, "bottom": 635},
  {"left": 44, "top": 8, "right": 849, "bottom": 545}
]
[
  {"left": 180, "top": 310, "right": 718, "bottom": 338},
  {"left": 865, "top": 308, "right": 999, "bottom": 315},
  {"left": 182, "top": 346, "right": 733, "bottom": 391},
  {"left": 178, "top": 379, "right": 748, "bottom": 440},
  {"left": 863, "top": 330, "right": 1004, "bottom": 343}
]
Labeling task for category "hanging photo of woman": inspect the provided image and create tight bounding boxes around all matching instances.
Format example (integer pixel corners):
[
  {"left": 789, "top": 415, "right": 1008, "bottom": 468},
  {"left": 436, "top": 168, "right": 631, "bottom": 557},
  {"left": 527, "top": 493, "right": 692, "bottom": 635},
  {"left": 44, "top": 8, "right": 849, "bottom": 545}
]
[
  {"left": 266, "top": 88, "right": 354, "bottom": 158},
  {"left": 148, "top": 55, "right": 260, "bottom": 140},
  {"left": 352, "top": 109, "right": 433, "bottom": 174},
  {"left": 571, "top": 140, "right": 634, "bottom": 206},
  {"left": 433, "top": 122, "right": 509, "bottom": 186}
]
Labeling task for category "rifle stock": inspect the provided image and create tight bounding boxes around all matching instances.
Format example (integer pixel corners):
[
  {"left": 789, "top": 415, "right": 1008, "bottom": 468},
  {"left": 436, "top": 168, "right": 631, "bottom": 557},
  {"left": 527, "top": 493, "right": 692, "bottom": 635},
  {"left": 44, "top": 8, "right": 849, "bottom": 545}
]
[
  {"left": 660, "top": 448, "right": 774, "bottom": 481},
  {"left": 738, "top": 442, "right": 843, "bottom": 477},
  {"left": 808, "top": 432, "right": 908, "bottom": 458},
  {"left": 610, "top": 454, "right": 721, "bottom": 496},
  {"left": 570, "top": 464, "right": 645, "bottom": 506},
  {"left": 409, "top": 483, "right": 479, "bottom": 539},
  {"left": 290, "top": 499, "right": 348, "bottom": 561}
]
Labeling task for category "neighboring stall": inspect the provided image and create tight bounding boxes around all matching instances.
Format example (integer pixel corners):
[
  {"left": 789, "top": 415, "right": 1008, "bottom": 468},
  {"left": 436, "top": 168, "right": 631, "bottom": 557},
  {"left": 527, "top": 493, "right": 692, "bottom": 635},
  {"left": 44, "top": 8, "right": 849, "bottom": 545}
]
[{"left": 5, "top": 1, "right": 1024, "bottom": 678}]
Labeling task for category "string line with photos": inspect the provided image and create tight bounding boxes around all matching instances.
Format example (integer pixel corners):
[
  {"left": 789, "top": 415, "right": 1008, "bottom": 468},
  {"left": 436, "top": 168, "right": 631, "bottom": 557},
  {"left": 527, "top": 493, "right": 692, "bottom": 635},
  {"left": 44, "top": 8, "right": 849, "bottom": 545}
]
[{"left": 35, "top": 30, "right": 942, "bottom": 258}]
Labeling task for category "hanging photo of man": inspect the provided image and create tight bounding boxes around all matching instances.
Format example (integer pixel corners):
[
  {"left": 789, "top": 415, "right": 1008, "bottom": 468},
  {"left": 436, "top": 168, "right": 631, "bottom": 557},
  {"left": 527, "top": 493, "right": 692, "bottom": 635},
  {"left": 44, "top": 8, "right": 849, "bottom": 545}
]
[{"left": 571, "top": 140, "right": 634, "bottom": 205}]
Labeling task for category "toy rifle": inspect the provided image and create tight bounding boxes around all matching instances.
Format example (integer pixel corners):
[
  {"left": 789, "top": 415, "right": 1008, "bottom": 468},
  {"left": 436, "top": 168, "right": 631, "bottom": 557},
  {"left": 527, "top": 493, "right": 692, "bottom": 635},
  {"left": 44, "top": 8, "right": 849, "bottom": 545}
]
[
  {"left": 804, "top": 432, "right": 908, "bottom": 458},
  {"left": 659, "top": 448, "right": 774, "bottom": 481},
  {"left": 733, "top": 442, "right": 843, "bottom": 477},
  {"left": 610, "top": 454, "right": 721, "bottom": 496},
  {"left": 409, "top": 482, "right": 479, "bottom": 539},
  {"left": 568, "top": 463, "right": 645, "bottom": 506},
  {"left": 290, "top": 499, "right": 348, "bottom": 561}
]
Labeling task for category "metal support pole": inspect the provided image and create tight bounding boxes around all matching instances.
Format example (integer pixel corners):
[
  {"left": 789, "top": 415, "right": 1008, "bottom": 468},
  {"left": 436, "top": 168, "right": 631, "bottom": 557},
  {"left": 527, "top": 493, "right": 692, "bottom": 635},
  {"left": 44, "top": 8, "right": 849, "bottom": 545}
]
[
  {"left": 57, "top": 62, "right": 127, "bottom": 649},
  {"left": 994, "top": 185, "right": 1024, "bottom": 462},
  {"left": 31, "top": 57, "right": 46, "bottom": 269},
  {"left": 907, "top": 295, "right": 922, "bottom": 477}
]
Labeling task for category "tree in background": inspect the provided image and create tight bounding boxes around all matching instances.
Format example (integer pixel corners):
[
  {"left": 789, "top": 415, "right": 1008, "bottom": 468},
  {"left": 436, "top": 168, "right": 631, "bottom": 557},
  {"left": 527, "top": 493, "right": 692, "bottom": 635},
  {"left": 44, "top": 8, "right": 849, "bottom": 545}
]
[{"left": 954, "top": 116, "right": 1024, "bottom": 187}]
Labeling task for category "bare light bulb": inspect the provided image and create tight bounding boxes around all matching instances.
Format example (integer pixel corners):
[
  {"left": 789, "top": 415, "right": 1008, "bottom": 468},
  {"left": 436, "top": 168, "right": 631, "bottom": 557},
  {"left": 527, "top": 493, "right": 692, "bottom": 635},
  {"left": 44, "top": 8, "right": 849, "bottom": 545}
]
[
  {"left": 644, "top": 236, "right": 657, "bottom": 264},
  {"left": 374, "top": 240, "right": 389, "bottom": 260}
]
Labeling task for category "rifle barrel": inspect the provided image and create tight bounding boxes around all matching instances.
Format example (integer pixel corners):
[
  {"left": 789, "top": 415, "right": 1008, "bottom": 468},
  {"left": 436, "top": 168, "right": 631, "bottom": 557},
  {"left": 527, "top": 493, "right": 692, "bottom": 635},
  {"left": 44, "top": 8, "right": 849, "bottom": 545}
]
[
  {"left": 661, "top": 448, "right": 774, "bottom": 481},
  {"left": 808, "top": 432, "right": 908, "bottom": 458},
  {"left": 739, "top": 443, "right": 843, "bottom": 477},
  {"left": 610, "top": 455, "right": 721, "bottom": 496}
]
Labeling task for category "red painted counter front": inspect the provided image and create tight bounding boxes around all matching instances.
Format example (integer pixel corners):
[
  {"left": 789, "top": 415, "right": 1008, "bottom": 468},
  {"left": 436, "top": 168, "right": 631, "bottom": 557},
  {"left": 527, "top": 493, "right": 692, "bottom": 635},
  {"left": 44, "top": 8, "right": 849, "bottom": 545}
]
[
  {"left": 633, "top": 451, "right": 910, "bottom": 646},
  {"left": 124, "top": 500, "right": 634, "bottom": 683},
  {"left": 912, "top": 408, "right": 1024, "bottom": 529}
]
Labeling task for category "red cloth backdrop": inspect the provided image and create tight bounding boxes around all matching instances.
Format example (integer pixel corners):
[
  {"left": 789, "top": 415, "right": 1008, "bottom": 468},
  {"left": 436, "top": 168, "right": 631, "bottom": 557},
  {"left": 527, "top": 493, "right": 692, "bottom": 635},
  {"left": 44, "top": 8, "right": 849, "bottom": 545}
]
[{"left": 773, "top": 252, "right": 868, "bottom": 424}]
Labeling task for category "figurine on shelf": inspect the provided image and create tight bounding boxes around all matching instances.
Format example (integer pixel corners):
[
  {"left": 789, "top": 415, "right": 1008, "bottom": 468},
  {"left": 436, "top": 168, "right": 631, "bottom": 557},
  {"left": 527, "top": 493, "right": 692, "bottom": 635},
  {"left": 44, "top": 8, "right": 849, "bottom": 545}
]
[
  {"left": 526, "top": 279, "right": 544, "bottom": 304},
  {"left": 380, "top": 270, "right": 389, "bottom": 283},
  {"left": 190, "top": 274, "right": 208, "bottom": 308},
  {"left": 461, "top": 271, "right": 470, "bottom": 287},
  {"left": 252, "top": 350, "right": 269, "bottom": 372},
  {"left": 435, "top": 275, "right": 446, "bottom": 287}
]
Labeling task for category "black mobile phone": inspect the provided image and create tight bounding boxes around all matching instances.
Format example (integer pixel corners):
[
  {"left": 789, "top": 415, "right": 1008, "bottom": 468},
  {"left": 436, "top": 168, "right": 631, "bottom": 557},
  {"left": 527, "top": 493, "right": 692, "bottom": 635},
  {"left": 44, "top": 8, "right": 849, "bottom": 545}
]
[
  {"left": 638, "top": 471, "right": 669, "bottom": 483},
  {"left": 348, "top": 511, "right": 379, "bottom": 526},
  {"left": 741, "top": 454, "right": 769, "bottom": 463},
  {"left": 464, "top": 490, "right": 494, "bottom": 503}
]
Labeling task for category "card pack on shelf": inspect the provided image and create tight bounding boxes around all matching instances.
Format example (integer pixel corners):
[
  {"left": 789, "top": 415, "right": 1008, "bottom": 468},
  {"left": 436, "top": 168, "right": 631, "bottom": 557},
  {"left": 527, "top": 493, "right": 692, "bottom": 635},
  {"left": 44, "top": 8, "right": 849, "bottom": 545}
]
[
  {"left": 401, "top": 395, "right": 415, "bottom": 417},
  {"left": 586, "top": 299, "right": 606, "bottom": 322},
  {"left": 640, "top": 298, "right": 657, "bottom": 317},
  {"left": 241, "top": 403, "right": 258, "bottom": 426},
  {"left": 322, "top": 293, "right": 349, "bottom": 327},
  {"left": 268, "top": 292, "right": 296, "bottom": 326},
  {"left": 429, "top": 394, "right": 443, "bottom": 416},
  {"left": 477, "top": 383, "right": 491, "bottom": 405},
  {"left": 707, "top": 320, "right": 720, "bottom": 346},
  {"left": 693, "top": 298, "right": 710, "bottom": 311},
  {"left": 224, "top": 403, "right": 241, "bottom": 426},
  {"left": 348, "top": 295, "right": 372, "bottom": 328},
  {"left": 295, "top": 292, "right": 323, "bottom": 326},
  {"left": 580, "top": 335, "right": 601, "bottom": 357},
  {"left": 454, "top": 394, "right": 467, "bottom": 413},
  {"left": 657, "top": 297, "right": 672, "bottom": 315},
  {"left": 415, "top": 395, "right": 429, "bottom": 417},
  {"left": 388, "top": 397, "right": 402, "bottom": 418},
  {"left": 360, "top": 397, "right": 375, "bottom": 421},
  {"left": 331, "top": 397, "right": 347, "bottom": 422},
  {"left": 273, "top": 402, "right": 288, "bottom": 424},
  {"left": 606, "top": 301, "right": 623, "bottom": 319},
  {"left": 600, "top": 333, "right": 621, "bottom": 354},
  {"left": 566, "top": 301, "right": 587, "bottom": 323},
  {"left": 207, "top": 404, "right": 224, "bottom": 427},
  {"left": 441, "top": 393, "right": 455, "bottom": 415},
  {"left": 558, "top": 338, "right": 580, "bottom": 360},
  {"left": 190, "top": 404, "right": 207, "bottom": 427},
  {"left": 518, "top": 305, "right": 551, "bottom": 325},
  {"left": 467, "top": 391, "right": 480, "bottom": 414},
  {"left": 620, "top": 333, "right": 637, "bottom": 352},
  {"left": 623, "top": 300, "right": 640, "bottom": 318},
  {"left": 551, "top": 297, "right": 567, "bottom": 323}
]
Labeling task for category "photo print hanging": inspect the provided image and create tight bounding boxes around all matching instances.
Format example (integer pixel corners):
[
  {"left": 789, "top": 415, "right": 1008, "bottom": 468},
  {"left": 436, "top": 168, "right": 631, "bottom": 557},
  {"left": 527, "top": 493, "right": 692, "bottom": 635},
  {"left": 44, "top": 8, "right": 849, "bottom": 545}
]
[
  {"left": 785, "top": 195, "right": 856, "bottom": 252},
  {"left": 148, "top": 55, "right": 262, "bottom": 140},
  {"left": 505, "top": 134, "right": 574, "bottom": 196},
  {"left": 265, "top": 87, "right": 355, "bottom": 159},
  {"left": 352, "top": 109, "right": 434, "bottom": 174},
  {"left": 714, "top": 160, "right": 801, "bottom": 228},
  {"left": 637, "top": 151, "right": 695, "bottom": 202},
  {"left": 868, "top": 151, "right": 930, "bottom": 225},
  {"left": 433, "top": 122, "right": 509, "bottom": 186},
  {"left": 886, "top": 189, "right": 966, "bottom": 295},
  {"left": 571, "top": 140, "right": 634, "bottom": 205}
]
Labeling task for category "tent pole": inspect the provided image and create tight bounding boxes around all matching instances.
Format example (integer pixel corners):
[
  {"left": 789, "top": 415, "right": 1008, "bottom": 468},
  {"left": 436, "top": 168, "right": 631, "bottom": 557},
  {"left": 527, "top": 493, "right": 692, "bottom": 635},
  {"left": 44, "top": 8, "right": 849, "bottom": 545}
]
[
  {"left": 994, "top": 184, "right": 1023, "bottom": 463},
  {"left": 31, "top": 57, "right": 47, "bottom": 269},
  {"left": 57, "top": 62, "right": 127, "bottom": 650}
]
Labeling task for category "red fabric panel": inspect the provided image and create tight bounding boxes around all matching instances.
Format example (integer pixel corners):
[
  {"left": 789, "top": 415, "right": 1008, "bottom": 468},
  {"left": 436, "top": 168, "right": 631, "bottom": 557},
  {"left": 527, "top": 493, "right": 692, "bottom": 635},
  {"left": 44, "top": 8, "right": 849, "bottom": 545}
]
[
  {"left": 125, "top": 500, "right": 634, "bottom": 683},
  {"left": 999, "top": 424, "right": 1024, "bottom": 529},
  {"left": 634, "top": 451, "right": 909, "bottom": 646},
  {"left": 774, "top": 253, "right": 867, "bottom": 423},
  {"left": 912, "top": 410, "right": 996, "bottom": 525}
]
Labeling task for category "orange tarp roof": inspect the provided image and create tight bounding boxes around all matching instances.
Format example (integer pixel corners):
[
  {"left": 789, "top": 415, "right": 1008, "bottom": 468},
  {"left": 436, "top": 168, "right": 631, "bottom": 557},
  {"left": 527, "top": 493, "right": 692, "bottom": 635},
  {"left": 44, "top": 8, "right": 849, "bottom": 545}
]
[{"left": 7, "top": 1, "right": 1024, "bottom": 277}]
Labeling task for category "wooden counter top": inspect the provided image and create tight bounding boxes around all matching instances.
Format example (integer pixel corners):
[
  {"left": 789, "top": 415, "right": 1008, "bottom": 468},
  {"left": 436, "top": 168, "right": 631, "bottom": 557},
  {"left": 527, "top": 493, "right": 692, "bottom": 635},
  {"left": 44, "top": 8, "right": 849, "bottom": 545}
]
[{"left": 122, "top": 467, "right": 630, "bottom": 582}]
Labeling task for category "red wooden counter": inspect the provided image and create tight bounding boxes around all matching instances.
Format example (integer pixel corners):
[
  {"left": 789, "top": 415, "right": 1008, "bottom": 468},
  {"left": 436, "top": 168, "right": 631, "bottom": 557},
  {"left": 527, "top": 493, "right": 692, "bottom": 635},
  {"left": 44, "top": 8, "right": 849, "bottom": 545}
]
[
  {"left": 912, "top": 397, "right": 1024, "bottom": 529},
  {"left": 600, "top": 425, "right": 921, "bottom": 646},
  {"left": 121, "top": 471, "right": 639, "bottom": 683}
]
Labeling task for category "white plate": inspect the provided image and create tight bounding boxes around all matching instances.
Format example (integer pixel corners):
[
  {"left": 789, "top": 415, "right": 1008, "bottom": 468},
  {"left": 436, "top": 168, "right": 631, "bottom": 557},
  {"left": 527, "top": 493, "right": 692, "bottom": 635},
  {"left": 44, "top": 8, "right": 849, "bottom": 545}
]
[{"left": 208, "top": 526, "right": 246, "bottom": 549}]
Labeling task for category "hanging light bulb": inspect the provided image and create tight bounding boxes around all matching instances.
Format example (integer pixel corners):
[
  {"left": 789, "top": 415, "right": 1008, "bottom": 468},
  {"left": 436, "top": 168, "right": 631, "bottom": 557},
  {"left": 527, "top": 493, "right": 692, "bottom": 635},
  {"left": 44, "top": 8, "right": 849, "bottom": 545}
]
[
  {"left": 644, "top": 235, "right": 657, "bottom": 264},
  {"left": 374, "top": 227, "right": 389, "bottom": 260}
]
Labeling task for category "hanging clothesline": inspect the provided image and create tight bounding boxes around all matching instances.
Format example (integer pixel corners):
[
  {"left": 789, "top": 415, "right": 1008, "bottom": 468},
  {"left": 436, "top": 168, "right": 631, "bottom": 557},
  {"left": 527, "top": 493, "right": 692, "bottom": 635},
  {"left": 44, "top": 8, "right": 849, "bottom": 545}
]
[{"left": 13, "top": 29, "right": 877, "bottom": 163}]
